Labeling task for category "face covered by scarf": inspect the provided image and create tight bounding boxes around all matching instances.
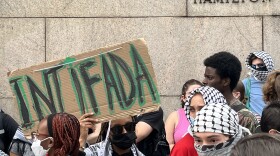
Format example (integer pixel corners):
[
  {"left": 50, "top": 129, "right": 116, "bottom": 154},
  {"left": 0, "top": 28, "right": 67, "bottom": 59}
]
[
  {"left": 184, "top": 86, "right": 227, "bottom": 126},
  {"left": 191, "top": 103, "right": 249, "bottom": 156},
  {"left": 245, "top": 51, "right": 274, "bottom": 81}
]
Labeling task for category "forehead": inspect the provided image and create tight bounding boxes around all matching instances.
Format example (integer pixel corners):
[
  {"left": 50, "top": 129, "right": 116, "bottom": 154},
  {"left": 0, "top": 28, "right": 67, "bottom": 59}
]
[
  {"left": 190, "top": 94, "right": 205, "bottom": 107},
  {"left": 111, "top": 117, "right": 132, "bottom": 127},
  {"left": 38, "top": 118, "right": 48, "bottom": 134},
  {"left": 252, "top": 58, "right": 264, "bottom": 64},
  {"left": 194, "top": 132, "right": 225, "bottom": 139},
  {"left": 186, "top": 84, "right": 201, "bottom": 94},
  {"left": 204, "top": 67, "right": 218, "bottom": 76}
]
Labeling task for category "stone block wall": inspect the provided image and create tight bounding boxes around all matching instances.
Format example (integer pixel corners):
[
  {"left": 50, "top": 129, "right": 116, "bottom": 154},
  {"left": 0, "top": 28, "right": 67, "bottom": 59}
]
[{"left": 0, "top": 0, "right": 279, "bottom": 122}]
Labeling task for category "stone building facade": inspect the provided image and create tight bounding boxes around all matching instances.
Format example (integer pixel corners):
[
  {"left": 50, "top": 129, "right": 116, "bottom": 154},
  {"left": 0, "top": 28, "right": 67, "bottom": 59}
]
[{"left": 0, "top": 0, "right": 279, "bottom": 121}]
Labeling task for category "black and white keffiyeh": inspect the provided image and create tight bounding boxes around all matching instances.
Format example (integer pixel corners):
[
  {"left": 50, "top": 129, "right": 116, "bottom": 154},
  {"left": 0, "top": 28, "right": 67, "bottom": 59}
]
[
  {"left": 0, "top": 150, "right": 8, "bottom": 156},
  {"left": 84, "top": 121, "right": 144, "bottom": 156},
  {"left": 245, "top": 51, "right": 274, "bottom": 81},
  {"left": 191, "top": 103, "right": 251, "bottom": 156},
  {"left": 184, "top": 86, "right": 227, "bottom": 125},
  {"left": 191, "top": 103, "right": 239, "bottom": 136}
]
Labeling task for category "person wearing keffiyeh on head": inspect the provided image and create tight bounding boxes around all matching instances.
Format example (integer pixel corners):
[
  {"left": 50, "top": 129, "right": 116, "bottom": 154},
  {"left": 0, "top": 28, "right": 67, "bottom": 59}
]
[
  {"left": 81, "top": 116, "right": 144, "bottom": 156},
  {"left": 184, "top": 86, "right": 227, "bottom": 126},
  {"left": 170, "top": 86, "right": 227, "bottom": 156},
  {"left": 203, "top": 51, "right": 260, "bottom": 133},
  {"left": 242, "top": 51, "right": 275, "bottom": 116},
  {"left": 191, "top": 103, "right": 251, "bottom": 156}
]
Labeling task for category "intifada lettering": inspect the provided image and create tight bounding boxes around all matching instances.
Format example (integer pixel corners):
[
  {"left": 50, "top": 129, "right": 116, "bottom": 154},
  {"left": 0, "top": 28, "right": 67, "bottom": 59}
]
[
  {"left": 9, "top": 43, "right": 160, "bottom": 128},
  {"left": 194, "top": 0, "right": 270, "bottom": 4}
]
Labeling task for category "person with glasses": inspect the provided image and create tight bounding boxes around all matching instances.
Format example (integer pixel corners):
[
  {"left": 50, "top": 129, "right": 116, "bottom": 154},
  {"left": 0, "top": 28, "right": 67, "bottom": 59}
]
[
  {"left": 81, "top": 116, "right": 144, "bottom": 156},
  {"left": 242, "top": 51, "right": 275, "bottom": 116},
  {"left": 30, "top": 113, "right": 85, "bottom": 156},
  {"left": 263, "top": 70, "right": 280, "bottom": 104}
]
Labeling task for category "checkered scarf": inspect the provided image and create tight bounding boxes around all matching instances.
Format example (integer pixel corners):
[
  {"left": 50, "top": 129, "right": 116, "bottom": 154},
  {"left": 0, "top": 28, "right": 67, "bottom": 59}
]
[
  {"left": 184, "top": 86, "right": 227, "bottom": 126},
  {"left": 191, "top": 103, "right": 239, "bottom": 136},
  {"left": 84, "top": 121, "right": 144, "bottom": 156},
  {"left": 245, "top": 51, "right": 274, "bottom": 81},
  {"left": 191, "top": 103, "right": 250, "bottom": 156}
]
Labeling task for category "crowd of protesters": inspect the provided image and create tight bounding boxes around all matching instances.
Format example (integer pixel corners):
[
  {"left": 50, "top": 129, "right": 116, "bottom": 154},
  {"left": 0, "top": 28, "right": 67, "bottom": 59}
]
[{"left": 0, "top": 50, "right": 279, "bottom": 156}]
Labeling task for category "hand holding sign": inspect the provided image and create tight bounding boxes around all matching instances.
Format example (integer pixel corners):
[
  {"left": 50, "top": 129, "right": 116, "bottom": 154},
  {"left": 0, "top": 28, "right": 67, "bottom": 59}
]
[
  {"left": 79, "top": 112, "right": 100, "bottom": 148},
  {"left": 79, "top": 113, "right": 99, "bottom": 132}
]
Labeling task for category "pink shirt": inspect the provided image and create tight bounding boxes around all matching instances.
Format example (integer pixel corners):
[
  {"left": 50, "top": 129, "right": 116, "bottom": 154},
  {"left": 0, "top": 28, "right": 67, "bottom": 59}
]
[{"left": 174, "top": 108, "right": 190, "bottom": 143}]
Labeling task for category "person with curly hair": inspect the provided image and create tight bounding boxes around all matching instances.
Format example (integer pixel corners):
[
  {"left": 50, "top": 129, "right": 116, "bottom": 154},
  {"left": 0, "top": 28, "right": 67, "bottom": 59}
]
[
  {"left": 263, "top": 70, "right": 280, "bottom": 104},
  {"left": 31, "top": 113, "right": 85, "bottom": 156},
  {"left": 202, "top": 51, "right": 260, "bottom": 133}
]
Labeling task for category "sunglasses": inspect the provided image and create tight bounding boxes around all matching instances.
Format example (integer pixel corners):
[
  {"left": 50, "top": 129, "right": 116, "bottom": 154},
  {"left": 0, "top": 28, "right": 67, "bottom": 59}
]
[
  {"left": 110, "top": 122, "right": 136, "bottom": 134},
  {"left": 34, "top": 130, "right": 49, "bottom": 140},
  {"left": 251, "top": 63, "right": 266, "bottom": 69}
]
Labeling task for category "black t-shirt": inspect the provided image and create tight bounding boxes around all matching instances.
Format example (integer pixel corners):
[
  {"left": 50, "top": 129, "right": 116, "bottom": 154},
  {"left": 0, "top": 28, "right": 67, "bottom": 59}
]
[
  {"left": 0, "top": 110, "right": 19, "bottom": 153},
  {"left": 135, "top": 107, "right": 164, "bottom": 156}
]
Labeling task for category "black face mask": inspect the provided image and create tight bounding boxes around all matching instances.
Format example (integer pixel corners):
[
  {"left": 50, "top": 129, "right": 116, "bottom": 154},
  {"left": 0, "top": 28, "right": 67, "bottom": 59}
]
[
  {"left": 255, "top": 66, "right": 268, "bottom": 71},
  {"left": 110, "top": 132, "right": 137, "bottom": 150},
  {"left": 251, "top": 63, "right": 268, "bottom": 71}
]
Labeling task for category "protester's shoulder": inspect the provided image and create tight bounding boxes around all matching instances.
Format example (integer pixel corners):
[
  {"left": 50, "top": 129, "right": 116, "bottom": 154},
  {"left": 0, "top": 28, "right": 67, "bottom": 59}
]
[
  {"left": 136, "top": 107, "right": 163, "bottom": 122},
  {"left": 0, "top": 111, "right": 19, "bottom": 127},
  {"left": 232, "top": 101, "right": 258, "bottom": 120},
  {"left": 166, "top": 110, "right": 179, "bottom": 122},
  {"left": 242, "top": 76, "right": 251, "bottom": 83},
  {"left": 238, "top": 108, "right": 257, "bottom": 120},
  {"left": 238, "top": 107, "right": 257, "bottom": 118},
  {"left": 232, "top": 101, "right": 259, "bottom": 132},
  {"left": 171, "top": 134, "right": 197, "bottom": 156},
  {"left": 242, "top": 78, "right": 247, "bottom": 85},
  {"left": 10, "top": 139, "right": 34, "bottom": 156},
  {"left": 84, "top": 142, "right": 103, "bottom": 156}
]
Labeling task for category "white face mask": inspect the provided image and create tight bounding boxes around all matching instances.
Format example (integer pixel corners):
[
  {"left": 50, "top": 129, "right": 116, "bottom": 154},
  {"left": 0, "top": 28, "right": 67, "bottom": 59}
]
[{"left": 31, "top": 137, "right": 52, "bottom": 156}]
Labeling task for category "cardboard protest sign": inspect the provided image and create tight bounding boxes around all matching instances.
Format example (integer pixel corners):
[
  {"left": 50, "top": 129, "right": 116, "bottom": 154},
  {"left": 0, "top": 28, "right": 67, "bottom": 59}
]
[{"left": 8, "top": 38, "right": 160, "bottom": 134}]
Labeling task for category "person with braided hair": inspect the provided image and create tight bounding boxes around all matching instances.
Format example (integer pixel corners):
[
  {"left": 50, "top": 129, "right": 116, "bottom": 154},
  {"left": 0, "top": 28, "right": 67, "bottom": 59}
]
[{"left": 31, "top": 113, "right": 86, "bottom": 156}]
